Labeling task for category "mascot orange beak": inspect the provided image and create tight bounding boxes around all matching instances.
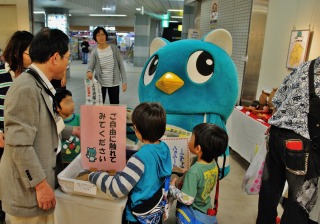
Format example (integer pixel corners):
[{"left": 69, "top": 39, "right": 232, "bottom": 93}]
[{"left": 156, "top": 72, "right": 184, "bottom": 94}]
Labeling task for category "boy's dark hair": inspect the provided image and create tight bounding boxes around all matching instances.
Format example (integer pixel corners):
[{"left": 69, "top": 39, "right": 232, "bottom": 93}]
[
  {"left": 131, "top": 102, "right": 166, "bottom": 143},
  {"left": 29, "top": 29, "right": 69, "bottom": 63},
  {"left": 55, "top": 89, "right": 72, "bottom": 109},
  {"left": 92, "top": 27, "right": 108, "bottom": 42},
  {"left": 193, "top": 123, "right": 228, "bottom": 163},
  {"left": 3, "top": 31, "right": 34, "bottom": 74}
]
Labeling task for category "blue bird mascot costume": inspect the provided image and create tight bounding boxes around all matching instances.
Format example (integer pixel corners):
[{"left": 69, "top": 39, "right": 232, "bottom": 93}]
[{"left": 139, "top": 29, "right": 238, "bottom": 179}]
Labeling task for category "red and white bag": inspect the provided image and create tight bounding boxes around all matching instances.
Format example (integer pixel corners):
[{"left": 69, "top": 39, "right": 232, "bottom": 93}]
[{"left": 84, "top": 78, "right": 103, "bottom": 105}]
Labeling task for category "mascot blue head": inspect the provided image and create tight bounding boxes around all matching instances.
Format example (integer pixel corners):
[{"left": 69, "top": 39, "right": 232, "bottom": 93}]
[{"left": 139, "top": 29, "right": 238, "bottom": 131}]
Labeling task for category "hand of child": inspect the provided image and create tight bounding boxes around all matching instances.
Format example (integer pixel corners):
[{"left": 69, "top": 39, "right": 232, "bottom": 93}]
[
  {"left": 181, "top": 168, "right": 188, "bottom": 173},
  {"left": 170, "top": 177, "right": 177, "bottom": 186},
  {"left": 72, "top": 126, "right": 80, "bottom": 138}
]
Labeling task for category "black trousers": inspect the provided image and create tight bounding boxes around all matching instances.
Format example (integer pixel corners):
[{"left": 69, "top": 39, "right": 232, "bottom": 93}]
[
  {"left": 101, "top": 86, "right": 120, "bottom": 104},
  {"left": 256, "top": 126, "right": 314, "bottom": 224}
]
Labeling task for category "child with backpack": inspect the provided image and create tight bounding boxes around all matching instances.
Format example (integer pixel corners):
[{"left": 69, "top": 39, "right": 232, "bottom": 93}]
[
  {"left": 89, "top": 102, "right": 172, "bottom": 224},
  {"left": 169, "top": 123, "right": 228, "bottom": 224}
]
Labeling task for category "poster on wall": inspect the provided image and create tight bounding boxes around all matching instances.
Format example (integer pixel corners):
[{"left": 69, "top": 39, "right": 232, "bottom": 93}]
[
  {"left": 47, "top": 14, "right": 67, "bottom": 34},
  {"left": 187, "top": 29, "right": 202, "bottom": 39},
  {"left": 210, "top": 0, "right": 219, "bottom": 30},
  {"left": 286, "top": 30, "right": 311, "bottom": 69}
]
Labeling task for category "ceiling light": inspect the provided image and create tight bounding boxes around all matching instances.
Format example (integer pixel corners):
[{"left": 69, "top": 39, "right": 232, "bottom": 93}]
[
  {"left": 102, "top": 7, "right": 112, "bottom": 10},
  {"left": 33, "top": 11, "right": 45, "bottom": 14},
  {"left": 169, "top": 21, "right": 179, "bottom": 23},
  {"left": 171, "top": 16, "right": 183, "bottom": 19},
  {"left": 168, "top": 9, "right": 183, "bottom": 12},
  {"left": 89, "top": 14, "right": 127, "bottom": 17},
  {"left": 136, "top": 8, "right": 141, "bottom": 11},
  {"left": 69, "top": 14, "right": 72, "bottom": 16}
]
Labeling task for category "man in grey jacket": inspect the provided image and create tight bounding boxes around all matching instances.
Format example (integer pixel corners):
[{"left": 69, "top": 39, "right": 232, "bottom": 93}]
[{"left": 0, "top": 29, "right": 80, "bottom": 224}]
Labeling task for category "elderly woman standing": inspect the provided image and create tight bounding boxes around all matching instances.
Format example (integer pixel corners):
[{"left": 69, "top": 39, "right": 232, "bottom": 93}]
[
  {"left": 0, "top": 30, "right": 34, "bottom": 224},
  {"left": 86, "top": 26, "right": 127, "bottom": 104}
]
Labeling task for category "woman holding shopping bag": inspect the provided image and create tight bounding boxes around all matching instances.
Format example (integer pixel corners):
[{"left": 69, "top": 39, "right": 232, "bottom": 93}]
[{"left": 86, "top": 27, "right": 127, "bottom": 104}]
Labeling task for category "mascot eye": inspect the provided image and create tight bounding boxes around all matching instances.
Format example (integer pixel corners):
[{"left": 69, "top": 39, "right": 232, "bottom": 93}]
[
  {"left": 144, "top": 55, "right": 158, "bottom": 85},
  {"left": 187, "top": 51, "right": 214, "bottom": 84}
]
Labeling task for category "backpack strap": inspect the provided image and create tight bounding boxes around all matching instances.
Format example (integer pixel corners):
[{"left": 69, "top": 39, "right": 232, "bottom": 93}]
[
  {"left": 208, "top": 160, "right": 220, "bottom": 216},
  {"left": 213, "top": 176, "right": 219, "bottom": 213}
]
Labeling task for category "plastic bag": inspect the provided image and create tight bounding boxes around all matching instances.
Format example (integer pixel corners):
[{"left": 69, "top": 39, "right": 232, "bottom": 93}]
[
  {"left": 84, "top": 78, "right": 103, "bottom": 105},
  {"left": 242, "top": 139, "right": 267, "bottom": 195}
]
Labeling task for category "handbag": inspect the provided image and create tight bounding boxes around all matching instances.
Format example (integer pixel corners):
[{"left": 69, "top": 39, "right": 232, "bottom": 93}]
[
  {"left": 130, "top": 177, "right": 170, "bottom": 224},
  {"left": 242, "top": 138, "right": 267, "bottom": 194},
  {"left": 176, "top": 177, "right": 220, "bottom": 224}
]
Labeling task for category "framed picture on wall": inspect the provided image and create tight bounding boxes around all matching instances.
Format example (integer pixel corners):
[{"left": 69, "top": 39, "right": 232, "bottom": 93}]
[{"left": 286, "top": 30, "right": 311, "bottom": 69}]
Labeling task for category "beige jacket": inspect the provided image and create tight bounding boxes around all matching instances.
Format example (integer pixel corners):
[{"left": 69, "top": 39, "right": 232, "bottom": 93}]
[{"left": 0, "top": 71, "right": 72, "bottom": 217}]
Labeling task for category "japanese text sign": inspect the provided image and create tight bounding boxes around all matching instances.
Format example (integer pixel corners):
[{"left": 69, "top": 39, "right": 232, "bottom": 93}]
[
  {"left": 81, "top": 105, "right": 126, "bottom": 171},
  {"left": 161, "top": 137, "right": 190, "bottom": 169}
]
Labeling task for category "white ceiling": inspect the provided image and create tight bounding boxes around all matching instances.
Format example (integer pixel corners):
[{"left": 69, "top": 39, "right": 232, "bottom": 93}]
[{"left": 33, "top": 0, "right": 185, "bottom": 19}]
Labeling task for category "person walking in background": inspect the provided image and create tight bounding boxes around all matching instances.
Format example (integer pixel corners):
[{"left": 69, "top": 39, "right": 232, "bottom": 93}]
[
  {"left": 0, "top": 29, "right": 80, "bottom": 224},
  {"left": 256, "top": 57, "right": 320, "bottom": 224},
  {"left": 0, "top": 30, "right": 34, "bottom": 224},
  {"left": 86, "top": 26, "right": 127, "bottom": 104},
  {"left": 81, "top": 37, "right": 90, "bottom": 64}
]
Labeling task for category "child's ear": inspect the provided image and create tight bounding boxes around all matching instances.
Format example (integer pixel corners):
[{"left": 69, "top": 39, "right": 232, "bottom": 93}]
[{"left": 196, "top": 145, "right": 202, "bottom": 153}]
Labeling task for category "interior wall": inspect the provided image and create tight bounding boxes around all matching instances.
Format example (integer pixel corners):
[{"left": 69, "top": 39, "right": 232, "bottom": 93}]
[
  {"left": 199, "top": 0, "right": 253, "bottom": 103},
  {"left": 256, "top": 0, "right": 320, "bottom": 99},
  {"left": 0, "top": 0, "right": 30, "bottom": 50}
]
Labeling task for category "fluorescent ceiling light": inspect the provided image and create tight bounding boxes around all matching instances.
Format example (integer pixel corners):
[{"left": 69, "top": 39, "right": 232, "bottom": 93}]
[
  {"left": 169, "top": 21, "right": 179, "bottom": 23},
  {"left": 171, "top": 16, "right": 183, "bottom": 18},
  {"left": 33, "top": 11, "right": 45, "bottom": 14},
  {"left": 89, "top": 14, "right": 127, "bottom": 17},
  {"left": 168, "top": 9, "right": 183, "bottom": 12},
  {"left": 136, "top": 8, "right": 141, "bottom": 11},
  {"left": 102, "top": 7, "right": 112, "bottom": 10},
  {"left": 69, "top": 14, "right": 72, "bottom": 16}
]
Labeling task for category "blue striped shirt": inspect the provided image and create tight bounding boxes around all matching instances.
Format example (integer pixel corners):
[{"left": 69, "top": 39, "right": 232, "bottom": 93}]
[{"left": 0, "top": 67, "right": 13, "bottom": 129}]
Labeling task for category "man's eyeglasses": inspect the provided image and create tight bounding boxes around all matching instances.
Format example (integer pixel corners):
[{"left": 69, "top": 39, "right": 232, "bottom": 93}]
[
  {"left": 24, "top": 52, "right": 30, "bottom": 56},
  {"left": 64, "top": 55, "right": 72, "bottom": 65}
]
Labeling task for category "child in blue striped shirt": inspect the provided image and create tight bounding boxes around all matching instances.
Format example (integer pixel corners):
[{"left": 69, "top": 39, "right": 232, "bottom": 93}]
[{"left": 89, "top": 102, "right": 172, "bottom": 223}]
